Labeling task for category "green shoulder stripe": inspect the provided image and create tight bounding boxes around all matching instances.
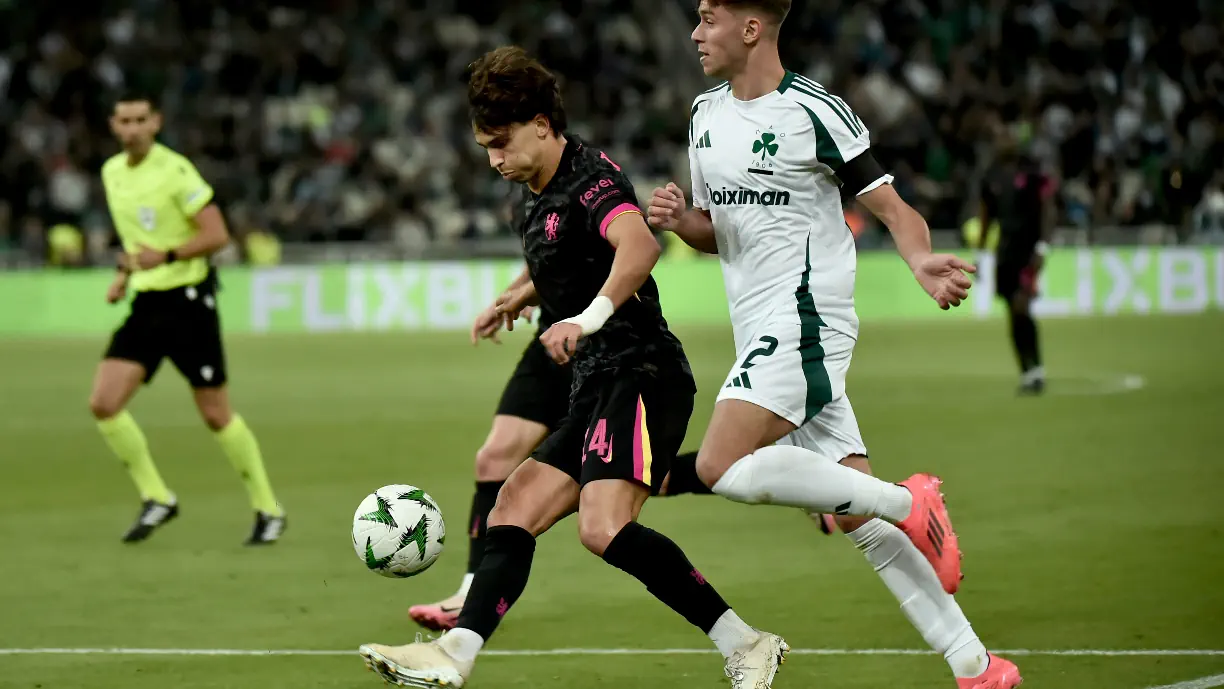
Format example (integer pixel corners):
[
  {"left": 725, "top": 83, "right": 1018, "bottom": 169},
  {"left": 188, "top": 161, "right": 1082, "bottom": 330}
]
[
  {"left": 787, "top": 81, "right": 863, "bottom": 138},
  {"left": 793, "top": 74, "right": 866, "bottom": 133},
  {"left": 795, "top": 102, "right": 845, "bottom": 169}
]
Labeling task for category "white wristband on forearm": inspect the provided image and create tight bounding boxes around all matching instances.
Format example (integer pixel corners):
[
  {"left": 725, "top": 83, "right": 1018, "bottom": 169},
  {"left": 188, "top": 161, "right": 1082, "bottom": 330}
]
[{"left": 560, "top": 296, "right": 615, "bottom": 335}]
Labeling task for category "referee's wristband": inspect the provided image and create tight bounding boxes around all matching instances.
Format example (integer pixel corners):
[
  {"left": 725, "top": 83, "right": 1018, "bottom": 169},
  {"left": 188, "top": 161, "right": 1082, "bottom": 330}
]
[{"left": 560, "top": 296, "right": 615, "bottom": 335}]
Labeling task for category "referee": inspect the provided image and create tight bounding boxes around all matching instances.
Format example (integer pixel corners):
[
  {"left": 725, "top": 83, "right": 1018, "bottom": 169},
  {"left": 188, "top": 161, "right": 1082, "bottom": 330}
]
[
  {"left": 979, "top": 135, "right": 1055, "bottom": 395},
  {"left": 88, "top": 91, "right": 286, "bottom": 544}
]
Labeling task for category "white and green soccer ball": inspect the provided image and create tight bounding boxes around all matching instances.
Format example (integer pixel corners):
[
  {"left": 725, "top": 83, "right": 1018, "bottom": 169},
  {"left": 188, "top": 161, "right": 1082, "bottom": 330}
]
[{"left": 352, "top": 484, "right": 446, "bottom": 578}]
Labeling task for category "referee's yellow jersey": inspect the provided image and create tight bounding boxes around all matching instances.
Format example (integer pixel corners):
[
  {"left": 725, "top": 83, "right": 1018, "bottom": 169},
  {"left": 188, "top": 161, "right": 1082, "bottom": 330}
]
[{"left": 101, "top": 143, "right": 215, "bottom": 292}]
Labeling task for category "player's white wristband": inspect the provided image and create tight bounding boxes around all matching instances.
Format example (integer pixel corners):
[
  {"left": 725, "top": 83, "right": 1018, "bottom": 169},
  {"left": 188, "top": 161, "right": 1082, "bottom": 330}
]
[
  {"left": 560, "top": 296, "right": 615, "bottom": 335},
  {"left": 1035, "top": 241, "right": 1051, "bottom": 256}
]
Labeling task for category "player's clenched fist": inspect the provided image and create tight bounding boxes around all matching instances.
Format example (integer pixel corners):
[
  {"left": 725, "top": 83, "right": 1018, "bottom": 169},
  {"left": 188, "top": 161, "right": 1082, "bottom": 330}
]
[
  {"left": 540, "top": 322, "right": 582, "bottom": 366},
  {"left": 647, "top": 182, "right": 687, "bottom": 230}
]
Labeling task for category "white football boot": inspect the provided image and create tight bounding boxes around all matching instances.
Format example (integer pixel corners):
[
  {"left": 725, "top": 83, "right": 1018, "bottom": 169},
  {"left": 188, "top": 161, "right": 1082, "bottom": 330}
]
[
  {"left": 723, "top": 632, "right": 789, "bottom": 689},
  {"left": 359, "top": 634, "right": 472, "bottom": 688}
]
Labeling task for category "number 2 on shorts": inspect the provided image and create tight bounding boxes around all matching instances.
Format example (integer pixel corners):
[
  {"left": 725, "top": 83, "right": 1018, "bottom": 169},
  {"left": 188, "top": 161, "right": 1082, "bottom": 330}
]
[{"left": 742, "top": 336, "right": 779, "bottom": 369}]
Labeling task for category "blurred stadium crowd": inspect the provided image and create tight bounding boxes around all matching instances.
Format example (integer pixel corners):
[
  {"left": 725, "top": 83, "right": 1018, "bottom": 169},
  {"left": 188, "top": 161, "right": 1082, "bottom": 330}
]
[{"left": 1, "top": 0, "right": 1222, "bottom": 267}]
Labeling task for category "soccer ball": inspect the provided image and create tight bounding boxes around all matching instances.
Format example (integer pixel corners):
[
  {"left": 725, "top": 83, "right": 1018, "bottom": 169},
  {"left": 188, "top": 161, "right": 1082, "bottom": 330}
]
[{"left": 352, "top": 484, "right": 446, "bottom": 578}]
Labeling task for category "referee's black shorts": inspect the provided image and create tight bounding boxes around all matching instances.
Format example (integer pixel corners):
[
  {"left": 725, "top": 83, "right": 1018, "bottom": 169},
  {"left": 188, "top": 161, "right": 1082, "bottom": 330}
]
[
  {"left": 104, "top": 270, "right": 227, "bottom": 389},
  {"left": 494, "top": 334, "right": 572, "bottom": 431}
]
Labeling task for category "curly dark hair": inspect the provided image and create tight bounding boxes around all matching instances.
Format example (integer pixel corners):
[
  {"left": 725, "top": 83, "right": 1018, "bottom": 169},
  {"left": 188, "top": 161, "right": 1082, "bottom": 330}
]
[
  {"left": 465, "top": 46, "right": 568, "bottom": 134},
  {"left": 701, "top": 0, "right": 791, "bottom": 24}
]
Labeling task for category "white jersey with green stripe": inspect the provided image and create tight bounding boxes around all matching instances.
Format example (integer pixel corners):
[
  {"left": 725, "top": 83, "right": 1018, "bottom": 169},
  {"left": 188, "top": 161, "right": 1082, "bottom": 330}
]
[{"left": 688, "top": 72, "right": 886, "bottom": 352}]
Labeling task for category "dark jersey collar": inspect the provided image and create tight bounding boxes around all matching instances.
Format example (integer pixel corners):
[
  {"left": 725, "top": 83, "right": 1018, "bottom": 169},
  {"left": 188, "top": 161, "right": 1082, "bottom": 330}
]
[{"left": 532, "top": 133, "right": 580, "bottom": 198}]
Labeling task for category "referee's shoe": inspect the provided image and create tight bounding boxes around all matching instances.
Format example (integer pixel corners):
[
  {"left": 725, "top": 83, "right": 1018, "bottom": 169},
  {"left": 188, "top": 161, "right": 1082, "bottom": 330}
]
[
  {"left": 122, "top": 498, "right": 179, "bottom": 543},
  {"left": 121, "top": 500, "right": 286, "bottom": 545},
  {"left": 246, "top": 511, "right": 288, "bottom": 545}
]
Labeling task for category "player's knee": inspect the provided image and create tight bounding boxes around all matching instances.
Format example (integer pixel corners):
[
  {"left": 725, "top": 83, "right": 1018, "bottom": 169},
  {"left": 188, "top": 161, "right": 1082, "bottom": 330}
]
[
  {"left": 475, "top": 440, "right": 526, "bottom": 482},
  {"left": 833, "top": 455, "right": 872, "bottom": 532},
  {"left": 695, "top": 449, "right": 732, "bottom": 490},
  {"left": 486, "top": 484, "right": 559, "bottom": 537},
  {"left": 486, "top": 480, "right": 527, "bottom": 530},
  {"left": 197, "top": 402, "right": 232, "bottom": 431},
  {"left": 88, "top": 392, "right": 122, "bottom": 421},
  {"left": 577, "top": 511, "right": 627, "bottom": 557}
]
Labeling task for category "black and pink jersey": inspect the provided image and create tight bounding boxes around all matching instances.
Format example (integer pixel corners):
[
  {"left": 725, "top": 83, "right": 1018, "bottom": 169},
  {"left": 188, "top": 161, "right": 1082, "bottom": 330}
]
[{"left": 512, "top": 134, "right": 692, "bottom": 388}]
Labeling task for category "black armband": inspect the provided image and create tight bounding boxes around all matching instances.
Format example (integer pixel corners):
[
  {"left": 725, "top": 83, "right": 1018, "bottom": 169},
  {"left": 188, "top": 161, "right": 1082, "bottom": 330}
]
[{"left": 839, "top": 152, "right": 890, "bottom": 196}]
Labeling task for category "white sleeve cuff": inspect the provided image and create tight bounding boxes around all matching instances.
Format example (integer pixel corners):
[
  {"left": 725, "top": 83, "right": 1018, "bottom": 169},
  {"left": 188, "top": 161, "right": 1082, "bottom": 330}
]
[{"left": 856, "top": 174, "right": 895, "bottom": 196}]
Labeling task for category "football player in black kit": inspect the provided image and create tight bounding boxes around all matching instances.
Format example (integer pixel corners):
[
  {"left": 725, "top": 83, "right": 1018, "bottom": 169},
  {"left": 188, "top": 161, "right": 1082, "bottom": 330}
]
[
  {"left": 359, "top": 46, "right": 788, "bottom": 689},
  {"left": 979, "top": 137, "right": 1056, "bottom": 395},
  {"left": 408, "top": 229, "right": 724, "bottom": 633}
]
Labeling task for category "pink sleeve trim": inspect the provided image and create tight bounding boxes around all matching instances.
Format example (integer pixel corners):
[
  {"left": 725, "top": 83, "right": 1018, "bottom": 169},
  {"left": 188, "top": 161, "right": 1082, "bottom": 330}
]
[{"left": 599, "top": 203, "right": 641, "bottom": 238}]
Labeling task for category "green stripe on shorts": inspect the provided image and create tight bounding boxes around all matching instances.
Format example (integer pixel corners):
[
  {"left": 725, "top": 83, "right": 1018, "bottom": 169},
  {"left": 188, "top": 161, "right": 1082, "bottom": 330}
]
[{"left": 796, "top": 236, "right": 832, "bottom": 422}]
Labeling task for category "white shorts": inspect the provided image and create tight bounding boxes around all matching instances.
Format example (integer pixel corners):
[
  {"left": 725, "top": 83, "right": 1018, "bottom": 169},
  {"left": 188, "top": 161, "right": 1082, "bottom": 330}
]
[{"left": 716, "top": 312, "right": 867, "bottom": 461}]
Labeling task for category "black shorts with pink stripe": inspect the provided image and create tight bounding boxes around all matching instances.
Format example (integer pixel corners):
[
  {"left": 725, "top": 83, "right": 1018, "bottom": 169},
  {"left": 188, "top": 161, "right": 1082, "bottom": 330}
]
[{"left": 533, "top": 367, "right": 694, "bottom": 495}]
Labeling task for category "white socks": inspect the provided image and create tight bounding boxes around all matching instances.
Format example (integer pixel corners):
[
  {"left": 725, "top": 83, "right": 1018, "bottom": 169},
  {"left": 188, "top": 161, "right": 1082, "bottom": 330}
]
[
  {"left": 711, "top": 445, "right": 912, "bottom": 522},
  {"left": 847, "top": 519, "right": 988, "bottom": 678},
  {"left": 438, "top": 628, "right": 484, "bottom": 664},
  {"left": 441, "top": 610, "right": 760, "bottom": 664},
  {"left": 708, "top": 609, "right": 760, "bottom": 658},
  {"left": 457, "top": 573, "right": 475, "bottom": 598}
]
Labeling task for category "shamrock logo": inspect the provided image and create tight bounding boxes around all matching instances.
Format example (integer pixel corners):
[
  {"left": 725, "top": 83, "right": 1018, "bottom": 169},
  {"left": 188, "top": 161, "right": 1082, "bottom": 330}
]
[{"left": 752, "top": 132, "right": 779, "bottom": 160}]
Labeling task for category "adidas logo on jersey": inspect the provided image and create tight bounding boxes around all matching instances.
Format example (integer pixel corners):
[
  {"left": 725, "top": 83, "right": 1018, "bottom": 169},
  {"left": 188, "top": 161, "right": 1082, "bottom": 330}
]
[
  {"left": 694, "top": 130, "right": 713, "bottom": 149},
  {"left": 705, "top": 184, "right": 791, "bottom": 207}
]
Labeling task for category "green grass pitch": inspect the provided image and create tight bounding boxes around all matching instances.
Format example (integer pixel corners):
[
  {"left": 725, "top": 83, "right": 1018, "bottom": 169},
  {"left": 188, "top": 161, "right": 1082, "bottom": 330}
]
[{"left": 0, "top": 315, "right": 1221, "bottom": 688}]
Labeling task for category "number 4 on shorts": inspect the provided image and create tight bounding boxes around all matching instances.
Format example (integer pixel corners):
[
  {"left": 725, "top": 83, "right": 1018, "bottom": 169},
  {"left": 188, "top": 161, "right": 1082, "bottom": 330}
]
[
  {"left": 586, "top": 418, "right": 611, "bottom": 461},
  {"left": 725, "top": 336, "right": 778, "bottom": 390}
]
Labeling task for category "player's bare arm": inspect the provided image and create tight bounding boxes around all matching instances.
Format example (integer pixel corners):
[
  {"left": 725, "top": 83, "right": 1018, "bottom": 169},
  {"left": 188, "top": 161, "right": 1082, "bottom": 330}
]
[
  {"left": 540, "top": 212, "right": 660, "bottom": 365},
  {"left": 132, "top": 203, "right": 229, "bottom": 270},
  {"left": 592, "top": 211, "right": 662, "bottom": 310},
  {"left": 647, "top": 182, "right": 718, "bottom": 254},
  {"left": 857, "top": 183, "right": 975, "bottom": 310}
]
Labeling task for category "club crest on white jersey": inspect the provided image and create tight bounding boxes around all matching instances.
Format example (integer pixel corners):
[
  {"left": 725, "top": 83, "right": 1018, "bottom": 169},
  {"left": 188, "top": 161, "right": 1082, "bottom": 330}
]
[{"left": 688, "top": 73, "right": 891, "bottom": 351}]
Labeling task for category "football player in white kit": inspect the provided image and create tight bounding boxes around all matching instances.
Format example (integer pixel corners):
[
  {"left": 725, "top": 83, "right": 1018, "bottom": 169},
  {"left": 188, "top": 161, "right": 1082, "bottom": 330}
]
[{"left": 647, "top": 2, "right": 1022, "bottom": 688}]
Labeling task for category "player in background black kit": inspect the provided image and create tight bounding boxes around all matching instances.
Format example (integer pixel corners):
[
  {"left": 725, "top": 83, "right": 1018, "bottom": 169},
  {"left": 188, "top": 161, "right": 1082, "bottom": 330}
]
[
  {"left": 979, "top": 138, "right": 1056, "bottom": 395},
  {"left": 360, "top": 46, "right": 787, "bottom": 689}
]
